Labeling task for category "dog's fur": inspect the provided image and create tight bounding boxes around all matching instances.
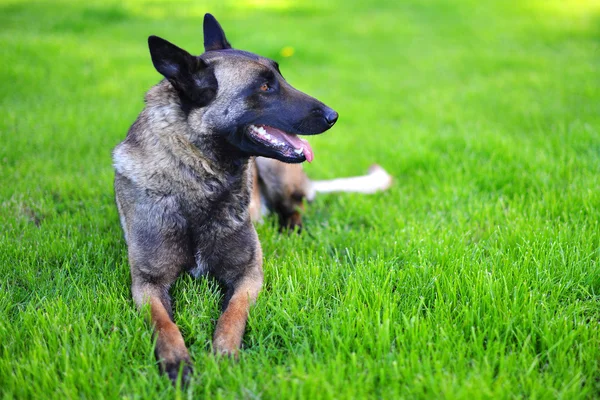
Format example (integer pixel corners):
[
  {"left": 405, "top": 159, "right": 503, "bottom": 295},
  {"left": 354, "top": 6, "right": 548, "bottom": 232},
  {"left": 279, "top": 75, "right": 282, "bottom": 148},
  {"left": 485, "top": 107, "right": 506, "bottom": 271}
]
[
  {"left": 250, "top": 159, "right": 393, "bottom": 231},
  {"left": 112, "top": 14, "right": 338, "bottom": 383}
]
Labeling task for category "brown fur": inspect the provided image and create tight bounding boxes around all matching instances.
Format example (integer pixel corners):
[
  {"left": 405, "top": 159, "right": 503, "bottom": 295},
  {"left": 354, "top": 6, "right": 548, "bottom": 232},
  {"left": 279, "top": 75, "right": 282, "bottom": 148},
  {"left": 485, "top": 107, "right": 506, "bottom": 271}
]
[
  {"left": 249, "top": 159, "right": 393, "bottom": 231},
  {"left": 252, "top": 157, "right": 312, "bottom": 230}
]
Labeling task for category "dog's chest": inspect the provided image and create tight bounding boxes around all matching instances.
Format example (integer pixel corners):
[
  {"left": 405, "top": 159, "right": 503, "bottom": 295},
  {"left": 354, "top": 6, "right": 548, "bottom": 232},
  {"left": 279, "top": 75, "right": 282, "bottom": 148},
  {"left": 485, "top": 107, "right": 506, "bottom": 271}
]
[
  {"left": 182, "top": 164, "right": 253, "bottom": 222},
  {"left": 189, "top": 253, "right": 209, "bottom": 278}
]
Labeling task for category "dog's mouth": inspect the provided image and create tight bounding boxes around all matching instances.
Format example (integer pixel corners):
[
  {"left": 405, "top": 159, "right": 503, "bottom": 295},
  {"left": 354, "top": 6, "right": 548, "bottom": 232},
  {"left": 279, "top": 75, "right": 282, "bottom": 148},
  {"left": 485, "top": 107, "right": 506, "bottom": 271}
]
[{"left": 246, "top": 124, "right": 314, "bottom": 163}]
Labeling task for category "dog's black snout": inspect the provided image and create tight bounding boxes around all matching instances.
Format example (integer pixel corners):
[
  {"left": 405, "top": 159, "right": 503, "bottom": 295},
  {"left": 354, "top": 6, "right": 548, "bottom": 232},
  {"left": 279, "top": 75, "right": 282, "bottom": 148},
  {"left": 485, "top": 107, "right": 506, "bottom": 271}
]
[
  {"left": 324, "top": 108, "right": 338, "bottom": 126},
  {"left": 313, "top": 107, "right": 338, "bottom": 127}
]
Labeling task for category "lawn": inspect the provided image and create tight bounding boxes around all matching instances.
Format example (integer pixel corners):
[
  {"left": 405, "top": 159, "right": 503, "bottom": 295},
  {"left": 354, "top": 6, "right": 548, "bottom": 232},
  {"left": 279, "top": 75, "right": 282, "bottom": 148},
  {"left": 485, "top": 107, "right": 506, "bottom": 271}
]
[{"left": 1, "top": 0, "right": 599, "bottom": 398}]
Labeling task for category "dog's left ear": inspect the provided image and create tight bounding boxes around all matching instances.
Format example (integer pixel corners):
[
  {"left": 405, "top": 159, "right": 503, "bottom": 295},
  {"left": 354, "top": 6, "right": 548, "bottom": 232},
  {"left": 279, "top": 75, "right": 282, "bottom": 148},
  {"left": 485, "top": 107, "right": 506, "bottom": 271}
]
[
  {"left": 203, "top": 13, "right": 232, "bottom": 51},
  {"left": 148, "top": 35, "right": 217, "bottom": 106}
]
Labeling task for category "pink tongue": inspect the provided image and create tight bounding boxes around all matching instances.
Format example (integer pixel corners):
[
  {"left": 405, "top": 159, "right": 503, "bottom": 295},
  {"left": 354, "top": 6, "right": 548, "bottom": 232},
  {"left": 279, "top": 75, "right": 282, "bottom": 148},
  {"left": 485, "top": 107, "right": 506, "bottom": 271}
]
[
  {"left": 263, "top": 126, "right": 314, "bottom": 162},
  {"left": 299, "top": 138, "right": 314, "bottom": 163}
]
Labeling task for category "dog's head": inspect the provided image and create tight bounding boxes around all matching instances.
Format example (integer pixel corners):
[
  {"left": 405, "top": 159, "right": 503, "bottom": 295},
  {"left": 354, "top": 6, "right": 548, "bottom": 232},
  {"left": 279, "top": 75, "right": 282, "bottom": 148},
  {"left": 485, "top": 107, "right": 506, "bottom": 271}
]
[{"left": 148, "top": 14, "right": 337, "bottom": 163}]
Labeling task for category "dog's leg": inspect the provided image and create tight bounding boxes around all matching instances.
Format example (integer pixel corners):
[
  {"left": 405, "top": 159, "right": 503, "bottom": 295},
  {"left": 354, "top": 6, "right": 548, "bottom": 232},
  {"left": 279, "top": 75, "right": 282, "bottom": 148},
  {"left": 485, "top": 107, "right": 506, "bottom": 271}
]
[
  {"left": 213, "top": 264, "right": 263, "bottom": 356},
  {"left": 131, "top": 277, "right": 192, "bottom": 384}
]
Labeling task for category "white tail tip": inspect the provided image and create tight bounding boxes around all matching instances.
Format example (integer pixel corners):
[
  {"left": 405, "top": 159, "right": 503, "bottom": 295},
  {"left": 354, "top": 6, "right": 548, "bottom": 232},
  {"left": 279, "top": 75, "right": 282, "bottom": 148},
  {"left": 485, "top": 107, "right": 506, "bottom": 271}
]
[{"left": 310, "top": 164, "right": 393, "bottom": 195}]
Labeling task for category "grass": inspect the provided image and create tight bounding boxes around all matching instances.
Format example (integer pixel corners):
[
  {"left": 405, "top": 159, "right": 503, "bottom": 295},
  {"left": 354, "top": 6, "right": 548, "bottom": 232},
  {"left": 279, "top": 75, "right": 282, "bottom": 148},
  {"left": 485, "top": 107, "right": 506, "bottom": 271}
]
[{"left": 1, "top": 0, "right": 599, "bottom": 398}]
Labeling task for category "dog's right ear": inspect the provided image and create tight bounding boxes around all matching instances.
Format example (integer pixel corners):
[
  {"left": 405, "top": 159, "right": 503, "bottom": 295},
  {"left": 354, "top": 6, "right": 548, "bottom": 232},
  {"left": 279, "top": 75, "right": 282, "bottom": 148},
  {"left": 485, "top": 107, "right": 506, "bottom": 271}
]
[
  {"left": 148, "top": 35, "right": 217, "bottom": 106},
  {"left": 203, "top": 13, "right": 232, "bottom": 51}
]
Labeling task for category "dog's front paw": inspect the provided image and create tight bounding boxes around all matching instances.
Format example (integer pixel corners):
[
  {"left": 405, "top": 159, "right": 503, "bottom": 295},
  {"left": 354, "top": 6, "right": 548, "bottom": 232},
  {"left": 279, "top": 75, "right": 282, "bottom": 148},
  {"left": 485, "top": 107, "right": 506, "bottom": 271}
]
[
  {"left": 213, "top": 336, "right": 240, "bottom": 359},
  {"left": 162, "top": 358, "right": 193, "bottom": 387},
  {"left": 156, "top": 343, "right": 193, "bottom": 386}
]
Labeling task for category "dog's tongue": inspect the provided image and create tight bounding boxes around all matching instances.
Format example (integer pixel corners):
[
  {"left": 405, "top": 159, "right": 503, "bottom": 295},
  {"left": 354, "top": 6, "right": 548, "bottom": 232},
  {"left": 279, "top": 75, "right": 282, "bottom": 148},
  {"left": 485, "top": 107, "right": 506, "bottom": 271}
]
[
  {"left": 264, "top": 126, "right": 314, "bottom": 162},
  {"left": 292, "top": 137, "right": 314, "bottom": 163}
]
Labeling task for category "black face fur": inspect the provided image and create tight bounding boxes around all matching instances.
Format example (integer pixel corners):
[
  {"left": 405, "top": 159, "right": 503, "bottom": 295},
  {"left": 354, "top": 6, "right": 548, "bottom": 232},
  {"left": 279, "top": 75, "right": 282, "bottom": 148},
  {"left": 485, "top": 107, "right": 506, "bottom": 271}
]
[{"left": 147, "top": 14, "right": 338, "bottom": 164}]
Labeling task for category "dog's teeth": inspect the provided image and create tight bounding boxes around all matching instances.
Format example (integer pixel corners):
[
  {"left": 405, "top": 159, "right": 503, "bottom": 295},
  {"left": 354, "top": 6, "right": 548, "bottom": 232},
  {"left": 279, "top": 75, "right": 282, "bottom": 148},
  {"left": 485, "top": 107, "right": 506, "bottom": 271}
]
[
  {"left": 294, "top": 148, "right": 303, "bottom": 155},
  {"left": 250, "top": 126, "right": 291, "bottom": 149}
]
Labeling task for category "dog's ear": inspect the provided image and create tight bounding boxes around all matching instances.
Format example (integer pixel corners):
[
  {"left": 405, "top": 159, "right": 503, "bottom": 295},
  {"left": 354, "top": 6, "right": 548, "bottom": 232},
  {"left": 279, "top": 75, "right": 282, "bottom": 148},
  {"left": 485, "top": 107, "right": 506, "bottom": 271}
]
[
  {"left": 203, "top": 13, "right": 232, "bottom": 51},
  {"left": 148, "top": 35, "right": 196, "bottom": 80},
  {"left": 148, "top": 35, "right": 217, "bottom": 106}
]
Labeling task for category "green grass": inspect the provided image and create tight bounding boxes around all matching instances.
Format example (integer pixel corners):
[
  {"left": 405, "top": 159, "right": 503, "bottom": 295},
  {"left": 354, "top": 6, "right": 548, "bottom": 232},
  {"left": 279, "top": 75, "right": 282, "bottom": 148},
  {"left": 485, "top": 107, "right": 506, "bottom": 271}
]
[{"left": 1, "top": 0, "right": 599, "bottom": 398}]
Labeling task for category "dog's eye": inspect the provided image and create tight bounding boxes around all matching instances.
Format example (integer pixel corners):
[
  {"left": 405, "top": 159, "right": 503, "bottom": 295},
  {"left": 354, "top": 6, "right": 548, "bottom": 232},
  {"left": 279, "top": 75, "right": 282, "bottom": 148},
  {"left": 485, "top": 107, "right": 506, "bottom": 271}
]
[{"left": 260, "top": 83, "right": 270, "bottom": 92}]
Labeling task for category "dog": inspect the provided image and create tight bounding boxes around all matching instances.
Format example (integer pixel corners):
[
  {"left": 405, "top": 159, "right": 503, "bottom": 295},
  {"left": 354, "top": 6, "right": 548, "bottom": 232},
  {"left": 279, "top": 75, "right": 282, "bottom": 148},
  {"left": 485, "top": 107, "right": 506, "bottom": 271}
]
[
  {"left": 112, "top": 14, "right": 338, "bottom": 383},
  {"left": 250, "top": 159, "right": 393, "bottom": 231}
]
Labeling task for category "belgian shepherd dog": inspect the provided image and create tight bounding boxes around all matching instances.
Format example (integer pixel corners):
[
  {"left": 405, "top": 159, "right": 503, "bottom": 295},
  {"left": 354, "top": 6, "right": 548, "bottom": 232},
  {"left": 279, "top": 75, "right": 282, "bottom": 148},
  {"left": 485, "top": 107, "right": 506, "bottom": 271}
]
[{"left": 112, "top": 14, "right": 337, "bottom": 383}]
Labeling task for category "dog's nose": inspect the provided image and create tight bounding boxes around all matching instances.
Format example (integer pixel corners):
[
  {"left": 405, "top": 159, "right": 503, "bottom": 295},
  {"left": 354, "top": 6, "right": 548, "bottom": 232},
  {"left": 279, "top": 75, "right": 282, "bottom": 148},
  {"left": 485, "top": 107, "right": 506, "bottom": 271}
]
[{"left": 324, "top": 108, "right": 338, "bottom": 126}]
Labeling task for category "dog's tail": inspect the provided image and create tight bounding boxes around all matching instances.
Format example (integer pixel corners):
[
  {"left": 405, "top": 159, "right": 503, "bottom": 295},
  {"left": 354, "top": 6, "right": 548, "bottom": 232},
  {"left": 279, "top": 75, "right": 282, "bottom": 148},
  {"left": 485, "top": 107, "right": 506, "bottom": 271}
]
[{"left": 309, "top": 164, "right": 393, "bottom": 197}]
